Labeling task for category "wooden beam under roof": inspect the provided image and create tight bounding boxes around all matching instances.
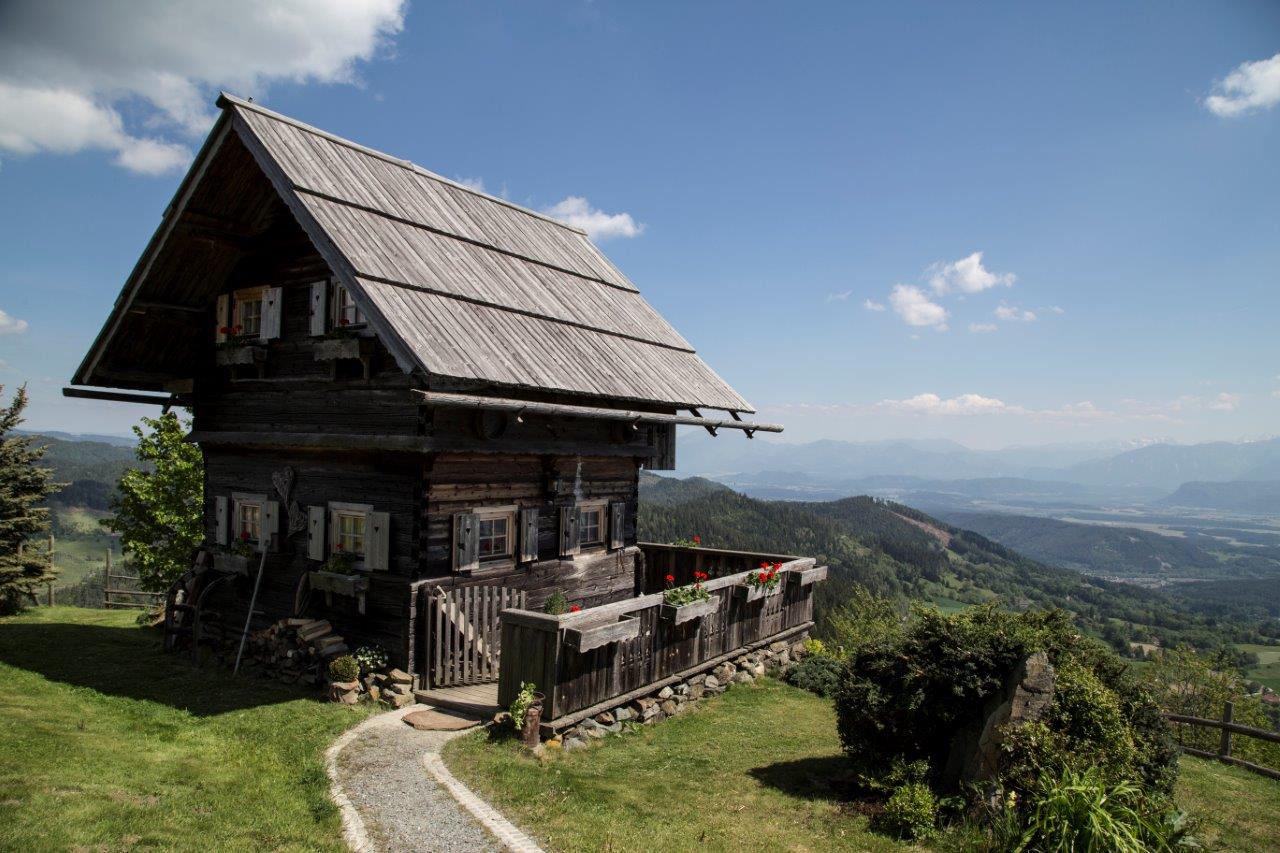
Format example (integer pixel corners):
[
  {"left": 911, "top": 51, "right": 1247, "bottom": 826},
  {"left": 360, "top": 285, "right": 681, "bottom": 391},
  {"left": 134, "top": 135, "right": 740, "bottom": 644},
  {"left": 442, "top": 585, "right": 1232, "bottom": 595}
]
[{"left": 411, "top": 390, "right": 784, "bottom": 434}]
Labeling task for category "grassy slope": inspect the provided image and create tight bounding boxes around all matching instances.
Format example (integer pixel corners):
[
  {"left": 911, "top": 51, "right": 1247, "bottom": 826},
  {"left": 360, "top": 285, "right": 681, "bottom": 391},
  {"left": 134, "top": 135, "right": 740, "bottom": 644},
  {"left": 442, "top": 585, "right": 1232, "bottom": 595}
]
[
  {"left": 1239, "top": 642, "right": 1280, "bottom": 691},
  {"left": 445, "top": 677, "right": 1279, "bottom": 853},
  {"left": 0, "top": 607, "right": 373, "bottom": 851}
]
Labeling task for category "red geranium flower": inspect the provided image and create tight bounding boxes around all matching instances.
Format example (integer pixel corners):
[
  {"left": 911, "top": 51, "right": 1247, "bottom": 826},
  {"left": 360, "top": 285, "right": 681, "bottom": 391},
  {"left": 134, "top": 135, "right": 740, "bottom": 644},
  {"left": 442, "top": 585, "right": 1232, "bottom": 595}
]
[
  {"left": 665, "top": 573, "right": 675, "bottom": 584},
  {"left": 240, "top": 530, "right": 249, "bottom": 541},
  {"left": 339, "top": 317, "right": 350, "bottom": 326},
  {"left": 692, "top": 535, "right": 701, "bottom": 545},
  {"left": 569, "top": 604, "right": 582, "bottom": 613}
]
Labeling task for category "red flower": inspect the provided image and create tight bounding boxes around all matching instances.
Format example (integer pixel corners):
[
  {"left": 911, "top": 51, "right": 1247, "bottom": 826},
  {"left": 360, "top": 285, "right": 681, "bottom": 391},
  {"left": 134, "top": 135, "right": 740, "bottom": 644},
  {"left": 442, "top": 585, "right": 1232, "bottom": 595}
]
[
  {"left": 335, "top": 543, "right": 344, "bottom": 551},
  {"left": 240, "top": 530, "right": 249, "bottom": 541},
  {"left": 692, "top": 535, "right": 701, "bottom": 545},
  {"left": 773, "top": 562, "right": 783, "bottom": 571},
  {"left": 339, "top": 317, "right": 350, "bottom": 326},
  {"left": 760, "top": 561, "right": 770, "bottom": 570},
  {"left": 665, "top": 574, "right": 675, "bottom": 584},
  {"left": 569, "top": 604, "right": 582, "bottom": 613},
  {"left": 218, "top": 325, "right": 230, "bottom": 334},
  {"left": 758, "top": 571, "right": 768, "bottom": 583},
  {"left": 694, "top": 570, "right": 708, "bottom": 581}
]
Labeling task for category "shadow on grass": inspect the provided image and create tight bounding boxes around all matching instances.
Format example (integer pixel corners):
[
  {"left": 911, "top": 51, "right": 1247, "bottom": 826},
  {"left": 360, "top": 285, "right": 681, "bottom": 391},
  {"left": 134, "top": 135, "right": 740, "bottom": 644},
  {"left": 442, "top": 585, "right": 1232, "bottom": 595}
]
[
  {"left": 748, "top": 754, "right": 856, "bottom": 801},
  {"left": 0, "top": 618, "right": 316, "bottom": 716}
]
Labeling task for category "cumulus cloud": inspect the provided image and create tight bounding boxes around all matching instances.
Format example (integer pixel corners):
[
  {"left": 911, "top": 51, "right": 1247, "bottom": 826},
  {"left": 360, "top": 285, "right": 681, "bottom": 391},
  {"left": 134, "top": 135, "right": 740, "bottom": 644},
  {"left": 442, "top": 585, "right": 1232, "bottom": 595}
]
[
  {"left": 453, "top": 176, "right": 487, "bottom": 193},
  {"left": 882, "top": 393, "right": 1012, "bottom": 415},
  {"left": 995, "top": 303, "right": 1037, "bottom": 322},
  {"left": 1204, "top": 53, "right": 1280, "bottom": 117},
  {"left": 1209, "top": 392, "right": 1242, "bottom": 411},
  {"left": 0, "top": 0, "right": 407, "bottom": 174},
  {"left": 863, "top": 299, "right": 885, "bottom": 311},
  {"left": 889, "top": 284, "right": 948, "bottom": 330},
  {"left": 0, "top": 309, "right": 29, "bottom": 335},
  {"left": 927, "top": 251, "right": 1016, "bottom": 295},
  {"left": 826, "top": 290, "right": 853, "bottom": 302},
  {"left": 969, "top": 322, "right": 997, "bottom": 334},
  {"left": 542, "top": 196, "right": 644, "bottom": 240}
]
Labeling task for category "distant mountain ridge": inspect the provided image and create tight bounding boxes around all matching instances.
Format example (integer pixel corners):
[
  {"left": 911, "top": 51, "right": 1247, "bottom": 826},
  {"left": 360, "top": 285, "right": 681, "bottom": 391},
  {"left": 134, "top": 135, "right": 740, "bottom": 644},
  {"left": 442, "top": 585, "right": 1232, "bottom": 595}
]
[{"left": 1157, "top": 480, "right": 1280, "bottom": 515}]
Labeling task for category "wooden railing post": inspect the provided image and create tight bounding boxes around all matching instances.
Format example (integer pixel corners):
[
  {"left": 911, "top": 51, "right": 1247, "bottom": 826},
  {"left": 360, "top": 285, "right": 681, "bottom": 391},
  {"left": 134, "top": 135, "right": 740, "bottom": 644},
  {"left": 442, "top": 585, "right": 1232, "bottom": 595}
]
[
  {"left": 1219, "top": 701, "right": 1234, "bottom": 759},
  {"left": 47, "top": 533, "right": 55, "bottom": 606},
  {"left": 104, "top": 550, "right": 113, "bottom": 609}
]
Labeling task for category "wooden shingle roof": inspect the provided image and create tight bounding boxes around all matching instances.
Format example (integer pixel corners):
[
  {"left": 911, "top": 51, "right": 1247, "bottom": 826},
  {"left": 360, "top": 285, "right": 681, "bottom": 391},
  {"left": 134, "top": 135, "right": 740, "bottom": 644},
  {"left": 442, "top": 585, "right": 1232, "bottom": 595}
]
[{"left": 221, "top": 95, "right": 752, "bottom": 413}]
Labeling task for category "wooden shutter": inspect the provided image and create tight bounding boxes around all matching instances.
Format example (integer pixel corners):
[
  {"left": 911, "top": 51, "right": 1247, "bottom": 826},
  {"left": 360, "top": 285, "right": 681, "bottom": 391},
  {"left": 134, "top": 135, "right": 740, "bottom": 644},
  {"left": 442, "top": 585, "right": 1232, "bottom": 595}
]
[
  {"left": 214, "top": 294, "right": 230, "bottom": 344},
  {"left": 453, "top": 512, "right": 478, "bottom": 572},
  {"left": 215, "top": 496, "right": 228, "bottom": 545},
  {"left": 260, "top": 286, "right": 283, "bottom": 340},
  {"left": 262, "top": 501, "right": 280, "bottom": 552},
  {"left": 519, "top": 507, "right": 539, "bottom": 563},
  {"left": 365, "top": 511, "right": 391, "bottom": 571},
  {"left": 609, "top": 501, "right": 626, "bottom": 550},
  {"left": 559, "top": 505, "right": 581, "bottom": 557},
  {"left": 309, "top": 280, "right": 328, "bottom": 336},
  {"left": 307, "top": 506, "right": 326, "bottom": 561}
]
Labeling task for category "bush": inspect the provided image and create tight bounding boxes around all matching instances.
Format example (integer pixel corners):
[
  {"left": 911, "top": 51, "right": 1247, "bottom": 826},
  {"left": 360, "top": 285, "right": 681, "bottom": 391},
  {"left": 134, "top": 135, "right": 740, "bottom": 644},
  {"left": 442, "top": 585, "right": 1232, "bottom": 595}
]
[
  {"left": 354, "top": 644, "right": 388, "bottom": 675},
  {"left": 876, "top": 782, "right": 937, "bottom": 841},
  {"left": 785, "top": 653, "right": 843, "bottom": 698},
  {"left": 544, "top": 589, "right": 568, "bottom": 615},
  {"left": 327, "top": 655, "right": 359, "bottom": 683}
]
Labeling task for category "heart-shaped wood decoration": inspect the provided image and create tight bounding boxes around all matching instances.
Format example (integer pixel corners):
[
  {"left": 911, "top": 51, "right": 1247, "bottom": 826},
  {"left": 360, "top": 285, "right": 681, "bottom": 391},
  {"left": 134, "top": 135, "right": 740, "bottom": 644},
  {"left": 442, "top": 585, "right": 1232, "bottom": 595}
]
[{"left": 272, "top": 467, "right": 294, "bottom": 501}]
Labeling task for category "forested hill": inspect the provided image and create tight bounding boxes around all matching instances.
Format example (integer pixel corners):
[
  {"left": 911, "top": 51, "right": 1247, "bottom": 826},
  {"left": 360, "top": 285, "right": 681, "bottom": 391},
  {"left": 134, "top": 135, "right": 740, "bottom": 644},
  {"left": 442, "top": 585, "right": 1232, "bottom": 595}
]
[
  {"left": 637, "top": 473, "right": 1274, "bottom": 651},
  {"left": 25, "top": 433, "right": 139, "bottom": 510}
]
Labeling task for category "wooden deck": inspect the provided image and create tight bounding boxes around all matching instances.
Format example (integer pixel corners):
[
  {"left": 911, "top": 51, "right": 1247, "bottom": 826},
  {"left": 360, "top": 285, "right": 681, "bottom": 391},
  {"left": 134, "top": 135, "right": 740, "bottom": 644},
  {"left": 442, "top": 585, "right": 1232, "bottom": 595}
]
[{"left": 414, "top": 682, "right": 502, "bottom": 717}]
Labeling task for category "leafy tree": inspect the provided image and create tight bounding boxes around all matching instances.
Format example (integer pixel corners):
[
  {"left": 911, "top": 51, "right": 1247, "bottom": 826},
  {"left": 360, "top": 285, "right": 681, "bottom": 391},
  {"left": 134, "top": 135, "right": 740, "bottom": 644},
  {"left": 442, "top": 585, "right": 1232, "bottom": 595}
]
[
  {"left": 102, "top": 411, "right": 203, "bottom": 591},
  {"left": 0, "top": 385, "right": 60, "bottom": 613}
]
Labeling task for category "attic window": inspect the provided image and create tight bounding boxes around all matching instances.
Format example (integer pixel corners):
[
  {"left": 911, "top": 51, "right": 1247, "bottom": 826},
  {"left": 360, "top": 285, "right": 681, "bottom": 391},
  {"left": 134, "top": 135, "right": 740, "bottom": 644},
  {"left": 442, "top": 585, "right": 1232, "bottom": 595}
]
[
  {"left": 233, "top": 287, "right": 264, "bottom": 337},
  {"left": 333, "top": 284, "right": 365, "bottom": 328}
]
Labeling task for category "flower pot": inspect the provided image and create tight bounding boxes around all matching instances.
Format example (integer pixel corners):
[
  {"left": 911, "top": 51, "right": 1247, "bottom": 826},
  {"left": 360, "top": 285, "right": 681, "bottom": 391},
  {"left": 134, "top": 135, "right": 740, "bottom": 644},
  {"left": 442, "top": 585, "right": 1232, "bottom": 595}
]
[
  {"left": 659, "top": 597, "right": 719, "bottom": 625},
  {"left": 564, "top": 614, "right": 641, "bottom": 652},
  {"left": 733, "top": 582, "right": 781, "bottom": 603},
  {"left": 213, "top": 552, "right": 251, "bottom": 575},
  {"left": 520, "top": 692, "right": 545, "bottom": 747},
  {"left": 788, "top": 565, "right": 828, "bottom": 587},
  {"left": 309, "top": 570, "right": 370, "bottom": 614}
]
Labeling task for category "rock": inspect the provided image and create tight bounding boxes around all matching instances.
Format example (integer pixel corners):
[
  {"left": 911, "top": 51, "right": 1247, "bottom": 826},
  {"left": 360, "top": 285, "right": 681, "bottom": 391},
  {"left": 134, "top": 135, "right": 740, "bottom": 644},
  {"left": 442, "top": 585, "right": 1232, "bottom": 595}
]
[
  {"left": 713, "top": 663, "right": 736, "bottom": 682},
  {"left": 632, "top": 697, "right": 659, "bottom": 720},
  {"left": 770, "top": 641, "right": 789, "bottom": 653},
  {"left": 388, "top": 683, "right": 412, "bottom": 696},
  {"left": 614, "top": 706, "right": 635, "bottom": 722},
  {"left": 659, "top": 699, "right": 678, "bottom": 716},
  {"left": 337, "top": 690, "right": 359, "bottom": 705},
  {"left": 367, "top": 685, "right": 382, "bottom": 702},
  {"left": 790, "top": 641, "right": 808, "bottom": 659},
  {"left": 776, "top": 650, "right": 791, "bottom": 666},
  {"left": 328, "top": 680, "right": 359, "bottom": 703},
  {"left": 650, "top": 709, "right": 667, "bottom": 724},
  {"left": 947, "top": 652, "right": 1056, "bottom": 787},
  {"left": 562, "top": 737, "right": 588, "bottom": 752},
  {"left": 733, "top": 671, "right": 755, "bottom": 684},
  {"left": 687, "top": 682, "right": 705, "bottom": 701},
  {"left": 386, "top": 691, "right": 415, "bottom": 709},
  {"left": 594, "top": 711, "right": 616, "bottom": 726},
  {"left": 387, "top": 668, "right": 412, "bottom": 685},
  {"left": 603, "top": 722, "right": 623, "bottom": 734},
  {"left": 673, "top": 693, "right": 687, "bottom": 705},
  {"left": 674, "top": 683, "right": 690, "bottom": 696},
  {"left": 748, "top": 662, "right": 767, "bottom": 678},
  {"left": 703, "top": 675, "right": 720, "bottom": 689},
  {"left": 403, "top": 709, "right": 479, "bottom": 731},
  {"left": 657, "top": 686, "right": 674, "bottom": 700},
  {"left": 583, "top": 725, "right": 606, "bottom": 739}
]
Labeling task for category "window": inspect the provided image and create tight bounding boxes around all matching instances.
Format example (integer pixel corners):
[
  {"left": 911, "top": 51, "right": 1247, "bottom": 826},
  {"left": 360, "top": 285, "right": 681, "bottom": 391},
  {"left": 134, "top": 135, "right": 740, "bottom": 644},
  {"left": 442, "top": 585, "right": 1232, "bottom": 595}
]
[
  {"left": 333, "top": 284, "right": 365, "bottom": 328},
  {"left": 232, "top": 493, "right": 266, "bottom": 545},
  {"left": 579, "top": 502, "right": 607, "bottom": 546},
  {"left": 233, "top": 287, "right": 264, "bottom": 337},
  {"left": 330, "top": 502, "right": 372, "bottom": 558},
  {"left": 476, "top": 507, "right": 515, "bottom": 562}
]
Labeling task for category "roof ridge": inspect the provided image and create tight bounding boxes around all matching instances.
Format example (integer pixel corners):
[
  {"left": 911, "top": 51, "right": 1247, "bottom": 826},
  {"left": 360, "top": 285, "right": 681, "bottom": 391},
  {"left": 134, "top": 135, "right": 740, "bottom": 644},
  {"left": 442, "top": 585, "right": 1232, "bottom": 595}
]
[{"left": 215, "top": 91, "right": 590, "bottom": 237}]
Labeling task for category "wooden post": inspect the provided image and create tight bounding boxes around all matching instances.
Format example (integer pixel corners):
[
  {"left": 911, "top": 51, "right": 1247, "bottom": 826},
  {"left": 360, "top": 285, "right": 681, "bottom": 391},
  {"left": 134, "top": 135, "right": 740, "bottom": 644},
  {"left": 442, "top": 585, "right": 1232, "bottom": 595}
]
[
  {"left": 1220, "top": 701, "right": 1234, "bottom": 759},
  {"left": 47, "top": 533, "right": 55, "bottom": 606},
  {"left": 104, "top": 550, "right": 113, "bottom": 609}
]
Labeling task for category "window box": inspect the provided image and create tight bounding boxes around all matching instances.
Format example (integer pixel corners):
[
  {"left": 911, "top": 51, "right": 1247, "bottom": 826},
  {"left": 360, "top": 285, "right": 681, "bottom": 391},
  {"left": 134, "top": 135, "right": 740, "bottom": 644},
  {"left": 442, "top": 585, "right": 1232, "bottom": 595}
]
[
  {"left": 788, "top": 565, "right": 827, "bottom": 587},
  {"left": 659, "top": 596, "right": 719, "bottom": 625},
  {"left": 309, "top": 570, "right": 370, "bottom": 614},
  {"left": 213, "top": 552, "right": 252, "bottom": 575},
  {"left": 564, "top": 613, "right": 640, "bottom": 652},
  {"left": 215, "top": 345, "right": 265, "bottom": 367},
  {"left": 313, "top": 336, "right": 368, "bottom": 362},
  {"left": 733, "top": 580, "right": 784, "bottom": 603}
]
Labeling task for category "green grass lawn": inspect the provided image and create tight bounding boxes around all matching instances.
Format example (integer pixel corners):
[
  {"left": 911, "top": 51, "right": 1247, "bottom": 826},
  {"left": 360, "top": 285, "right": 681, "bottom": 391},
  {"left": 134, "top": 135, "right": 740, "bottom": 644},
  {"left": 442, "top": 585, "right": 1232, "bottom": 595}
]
[
  {"left": 1239, "top": 642, "right": 1280, "bottom": 692},
  {"left": 445, "top": 677, "right": 1280, "bottom": 853},
  {"left": 0, "top": 606, "right": 373, "bottom": 851}
]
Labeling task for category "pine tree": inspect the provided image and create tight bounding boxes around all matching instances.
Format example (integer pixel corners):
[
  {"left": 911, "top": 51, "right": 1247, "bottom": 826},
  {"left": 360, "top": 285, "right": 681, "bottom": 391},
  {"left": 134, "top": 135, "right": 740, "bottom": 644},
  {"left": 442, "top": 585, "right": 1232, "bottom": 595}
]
[{"left": 0, "top": 385, "right": 59, "bottom": 614}]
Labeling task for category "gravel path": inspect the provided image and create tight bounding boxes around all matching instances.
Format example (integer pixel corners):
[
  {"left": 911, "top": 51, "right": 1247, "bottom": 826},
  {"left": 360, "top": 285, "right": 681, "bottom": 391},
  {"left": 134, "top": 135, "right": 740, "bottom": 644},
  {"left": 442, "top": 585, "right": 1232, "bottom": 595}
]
[{"left": 333, "top": 710, "right": 500, "bottom": 852}]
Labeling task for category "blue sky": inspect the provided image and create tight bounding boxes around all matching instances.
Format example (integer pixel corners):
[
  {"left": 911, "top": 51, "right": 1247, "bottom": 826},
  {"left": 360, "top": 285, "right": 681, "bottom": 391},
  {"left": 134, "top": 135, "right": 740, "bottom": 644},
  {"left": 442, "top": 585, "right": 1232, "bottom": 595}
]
[{"left": 1, "top": 1, "right": 1277, "bottom": 448}]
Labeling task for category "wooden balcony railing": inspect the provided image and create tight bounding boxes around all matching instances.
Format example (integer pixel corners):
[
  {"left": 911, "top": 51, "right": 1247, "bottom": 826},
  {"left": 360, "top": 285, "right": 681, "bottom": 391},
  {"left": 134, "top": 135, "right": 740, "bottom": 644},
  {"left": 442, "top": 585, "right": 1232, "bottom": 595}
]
[{"left": 498, "top": 547, "right": 825, "bottom": 731}]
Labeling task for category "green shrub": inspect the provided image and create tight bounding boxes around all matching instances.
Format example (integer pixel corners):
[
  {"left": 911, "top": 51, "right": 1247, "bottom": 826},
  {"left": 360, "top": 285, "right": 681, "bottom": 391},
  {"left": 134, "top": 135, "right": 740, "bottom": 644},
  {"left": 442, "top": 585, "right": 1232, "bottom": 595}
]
[
  {"left": 354, "top": 644, "right": 389, "bottom": 675},
  {"left": 544, "top": 589, "right": 568, "bottom": 615},
  {"left": 784, "top": 653, "right": 843, "bottom": 698},
  {"left": 327, "top": 655, "right": 359, "bottom": 683},
  {"left": 876, "top": 782, "right": 937, "bottom": 841}
]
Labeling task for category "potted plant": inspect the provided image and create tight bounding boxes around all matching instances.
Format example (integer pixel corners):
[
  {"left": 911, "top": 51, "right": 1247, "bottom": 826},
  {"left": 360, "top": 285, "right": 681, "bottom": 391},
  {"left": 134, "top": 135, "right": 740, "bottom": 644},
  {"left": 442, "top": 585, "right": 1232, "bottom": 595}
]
[
  {"left": 660, "top": 571, "right": 718, "bottom": 625},
  {"left": 310, "top": 545, "right": 370, "bottom": 612},
  {"left": 510, "top": 681, "right": 545, "bottom": 747},
  {"left": 214, "top": 531, "right": 255, "bottom": 573},
  {"left": 734, "top": 562, "right": 785, "bottom": 602}
]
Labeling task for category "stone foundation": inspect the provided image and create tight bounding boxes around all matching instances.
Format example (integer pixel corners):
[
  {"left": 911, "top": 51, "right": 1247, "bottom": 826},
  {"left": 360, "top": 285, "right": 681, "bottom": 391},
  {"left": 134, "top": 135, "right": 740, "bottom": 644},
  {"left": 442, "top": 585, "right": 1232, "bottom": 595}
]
[{"left": 547, "top": 637, "right": 809, "bottom": 751}]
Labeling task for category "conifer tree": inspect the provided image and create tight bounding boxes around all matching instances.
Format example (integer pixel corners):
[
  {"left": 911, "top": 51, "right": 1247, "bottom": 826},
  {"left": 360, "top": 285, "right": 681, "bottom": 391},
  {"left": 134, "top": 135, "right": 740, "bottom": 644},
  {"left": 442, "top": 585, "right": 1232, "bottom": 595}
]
[{"left": 0, "top": 385, "right": 59, "bottom": 614}]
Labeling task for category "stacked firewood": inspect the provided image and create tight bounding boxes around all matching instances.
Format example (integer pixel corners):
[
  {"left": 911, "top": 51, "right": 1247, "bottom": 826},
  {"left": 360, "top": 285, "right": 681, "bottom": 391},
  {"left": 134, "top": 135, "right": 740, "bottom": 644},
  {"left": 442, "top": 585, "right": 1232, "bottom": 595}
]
[{"left": 242, "top": 617, "right": 350, "bottom": 685}]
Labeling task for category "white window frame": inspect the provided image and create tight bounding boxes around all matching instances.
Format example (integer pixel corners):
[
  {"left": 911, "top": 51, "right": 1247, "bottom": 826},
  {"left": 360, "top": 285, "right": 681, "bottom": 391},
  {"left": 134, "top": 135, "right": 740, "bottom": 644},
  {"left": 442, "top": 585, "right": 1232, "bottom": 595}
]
[
  {"left": 332, "top": 283, "right": 366, "bottom": 329},
  {"left": 232, "top": 286, "right": 265, "bottom": 338},
  {"left": 578, "top": 500, "right": 608, "bottom": 548},
  {"left": 232, "top": 492, "right": 267, "bottom": 546},
  {"left": 329, "top": 501, "right": 373, "bottom": 566},
  {"left": 474, "top": 504, "right": 516, "bottom": 564}
]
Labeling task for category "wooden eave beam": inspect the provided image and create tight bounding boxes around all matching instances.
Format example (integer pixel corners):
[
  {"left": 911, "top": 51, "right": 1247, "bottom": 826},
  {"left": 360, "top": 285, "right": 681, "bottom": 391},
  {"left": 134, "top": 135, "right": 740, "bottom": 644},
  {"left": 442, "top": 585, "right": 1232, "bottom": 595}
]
[
  {"left": 62, "top": 387, "right": 186, "bottom": 408},
  {"left": 411, "top": 390, "right": 784, "bottom": 434}
]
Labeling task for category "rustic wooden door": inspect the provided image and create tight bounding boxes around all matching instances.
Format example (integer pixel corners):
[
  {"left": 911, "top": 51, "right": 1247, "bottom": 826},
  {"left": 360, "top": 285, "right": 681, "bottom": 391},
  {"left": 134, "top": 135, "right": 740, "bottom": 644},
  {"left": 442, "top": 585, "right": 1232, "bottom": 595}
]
[{"left": 430, "top": 585, "right": 526, "bottom": 687}]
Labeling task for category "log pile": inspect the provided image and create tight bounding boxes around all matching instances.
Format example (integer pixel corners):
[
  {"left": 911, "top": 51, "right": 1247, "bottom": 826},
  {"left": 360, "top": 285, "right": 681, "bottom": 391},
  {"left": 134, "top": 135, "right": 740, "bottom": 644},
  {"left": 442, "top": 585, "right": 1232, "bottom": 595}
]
[{"left": 241, "top": 617, "right": 350, "bottom": 685}]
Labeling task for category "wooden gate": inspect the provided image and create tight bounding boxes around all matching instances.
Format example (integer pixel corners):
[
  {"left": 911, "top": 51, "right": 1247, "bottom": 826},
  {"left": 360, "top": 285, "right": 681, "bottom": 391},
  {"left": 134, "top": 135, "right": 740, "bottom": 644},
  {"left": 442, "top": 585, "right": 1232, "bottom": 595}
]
[{"left": 430, "top": 585, "right": 526, "bottom": 687}]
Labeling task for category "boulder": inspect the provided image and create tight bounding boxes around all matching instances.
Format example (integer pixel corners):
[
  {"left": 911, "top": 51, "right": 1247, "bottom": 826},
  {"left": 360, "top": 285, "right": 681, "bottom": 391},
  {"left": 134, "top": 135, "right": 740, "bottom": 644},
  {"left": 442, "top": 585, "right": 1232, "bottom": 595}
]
[
  {"left": 614, "top": 706, "right": 636, "bottom": 722},
  {"left": 733, "top": 671, "right": 755, "bottom": 685},
  {"left": 387, "top": 668, "right": 412, "bottom": 685},
  {"left": 657, "top": 686, "right": 674, "bottom": 700},
  {"left": 703, "top": 675, "right": 720, "bottom": 690},
  {"left": 386, "top": 690, "right": 415, "bottom": 709},
  {"left": 713, "top": 663, "right": 736, "bottom": 682},
  {"left": 687, "top": 682, "right": 705, "bottom": 701},
  {"left": 562, "top": 737, "right": 588, "bottom": 752},
  {"left": 594, "top": 711, "right": 616, "bottom": 726},
  {"left": 674, "top": 683, "right": 690, "bottom": 696},
  {"left": 770, "top": 641, "right": 789, "bottom": 653},
  {"left": 659, "top": 699, "right": 679, "bottom": 716}
]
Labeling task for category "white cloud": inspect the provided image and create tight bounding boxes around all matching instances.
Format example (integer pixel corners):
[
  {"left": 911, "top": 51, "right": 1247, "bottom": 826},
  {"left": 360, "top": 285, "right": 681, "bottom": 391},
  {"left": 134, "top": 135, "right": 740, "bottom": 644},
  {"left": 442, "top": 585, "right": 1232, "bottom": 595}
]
[
  {"left": 882, "top": 393, "right": 1012, "bottom": 415},
  {"left": 995, "top": 303, "right": 1037, "bottom": 322},
  {"left": 453, "top": 176, "right": 487, "bottom": 193},
  {"left": 0, "top": 309, "right": 29, "bottom": 335},
  {"left": 542, "top": 196, "right": 644, "bottom": 240},
  {"left": 826, "top": 290, "right": 853, "bottom": 302},
  {"left": 1204, "top": 53, "right": 1280, "bottom": 118},
  {"left": 863, "top": 298, "right": 885, "bottom": 311},
  {"left": 0, "top": 0, "right": 407, "bottom": 174},
  {"left": 1045, "top": 305, "right": 1065, "bottom": 314},
  {"left": 927, "top": 251, "right": 1016, "bottom": 295},
  {"left": 968, "top": 322, "right": 998, "bottom": 334},
  {"left": 1209, "top": 392, "right": 1242, "bottom": 411},
  {"left": 888, "top": 284, "right": 948, "bottom": 329}
]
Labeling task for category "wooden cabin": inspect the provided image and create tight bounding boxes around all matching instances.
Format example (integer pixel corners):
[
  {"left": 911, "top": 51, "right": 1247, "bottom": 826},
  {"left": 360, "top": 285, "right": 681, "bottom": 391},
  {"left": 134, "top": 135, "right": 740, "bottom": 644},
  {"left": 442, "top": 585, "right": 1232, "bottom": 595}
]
[{"left": 68, "top": 94, "right": 822, "bottom": 720}]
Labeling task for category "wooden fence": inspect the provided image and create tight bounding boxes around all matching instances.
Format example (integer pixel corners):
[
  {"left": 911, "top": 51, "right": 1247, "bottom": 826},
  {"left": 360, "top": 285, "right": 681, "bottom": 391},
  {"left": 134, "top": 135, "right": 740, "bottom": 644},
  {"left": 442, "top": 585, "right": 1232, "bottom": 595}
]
[
  {"left": 498, "top": 550, "right": 823, "bottom": 731},
  {"left": 102, "top": 550, "right": 164, "bottom": 610},
  {"left": 430, "top": 585, "right": 527, "bottom": 687},
  {"left": 636, "top": 542, "right": 801, "bottom": 595},
  {"left": 1165, "top": 701, "right": 1280, "bottom": 781}
]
